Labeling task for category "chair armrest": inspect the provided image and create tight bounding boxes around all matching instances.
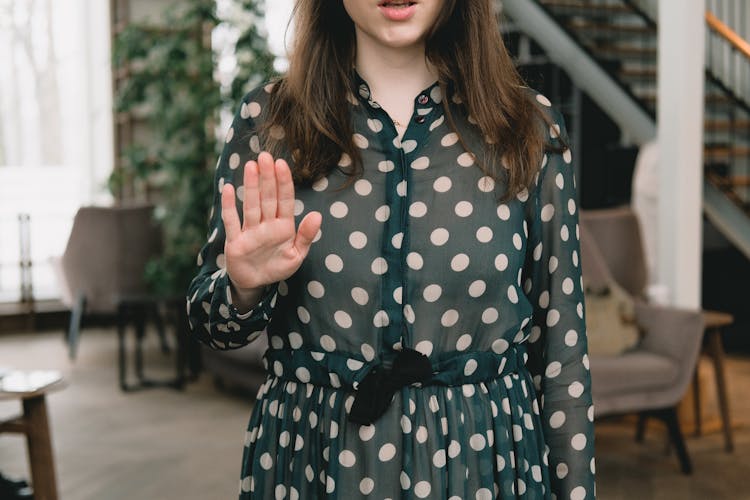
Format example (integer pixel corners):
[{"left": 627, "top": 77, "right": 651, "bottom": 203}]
[{"left": 632, "top": 299, "right": 706, "bottom": 364}]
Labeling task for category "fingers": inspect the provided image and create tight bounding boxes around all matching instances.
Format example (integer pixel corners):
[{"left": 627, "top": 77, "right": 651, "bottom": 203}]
[
  {"left": 294, "top": 211, "right": 322, "bottom": 256},
  {"left": 258, "top": 151, "right": 278, "bottom": 221},
  {"left": 243, "top": 160, "right": 261, "bottom": 228},
  {"left": 221, "top": 183, "right": 241, "bottom": 241},
  {"left": 276, "top": 158, "right": 295, "bottom": 219}
]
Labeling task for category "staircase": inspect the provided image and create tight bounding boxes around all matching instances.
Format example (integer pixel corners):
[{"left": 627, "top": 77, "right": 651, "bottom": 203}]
[{"left": 502, "top": 0, "right": 750, "bottom": 258}]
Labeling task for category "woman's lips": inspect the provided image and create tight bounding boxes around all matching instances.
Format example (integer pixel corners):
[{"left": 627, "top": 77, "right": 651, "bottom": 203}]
[{"left": 377, "top": 1, "right": 417, "bottom": 22}]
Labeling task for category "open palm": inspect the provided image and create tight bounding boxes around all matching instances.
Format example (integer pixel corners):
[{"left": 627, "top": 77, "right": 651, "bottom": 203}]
[{"left": 221, "top": 151, "right": 322, "bottom": 292}]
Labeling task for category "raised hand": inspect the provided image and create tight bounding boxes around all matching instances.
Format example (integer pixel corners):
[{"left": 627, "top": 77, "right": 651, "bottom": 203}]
[{"left": 221, "top": 151, "right": 322, "bottom": 299}]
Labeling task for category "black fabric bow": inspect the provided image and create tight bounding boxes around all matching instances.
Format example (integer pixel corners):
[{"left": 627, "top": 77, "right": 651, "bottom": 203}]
[{"left": 348, "top": 347, "right": 433, "bottom": 425}]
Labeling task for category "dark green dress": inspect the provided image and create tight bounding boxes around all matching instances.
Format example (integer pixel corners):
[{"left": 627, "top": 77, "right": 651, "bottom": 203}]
[{"left": 187, "top": 73, "right": 596, "bottom": 499}]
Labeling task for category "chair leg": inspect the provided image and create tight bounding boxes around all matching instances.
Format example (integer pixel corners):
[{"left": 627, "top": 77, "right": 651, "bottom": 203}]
[
  {"left": 67, "top": 293, "right": 86, "bottom": 360},
  {"left": 635, "top": 411, "right": 648, "bottom": 442},
  {"left": 662, "top": 407, "right": 693, "bottom": 475}
]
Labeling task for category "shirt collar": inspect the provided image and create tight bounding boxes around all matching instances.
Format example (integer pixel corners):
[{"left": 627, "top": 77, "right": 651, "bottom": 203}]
[{"left": 350, "top": 69, "right": 443, "bottom": 111}]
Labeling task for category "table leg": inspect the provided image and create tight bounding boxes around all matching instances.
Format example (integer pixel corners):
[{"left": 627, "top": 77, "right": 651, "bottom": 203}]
[
  {"left": 692, "top": 365, "right": 702, "bottom": 436},
  {"left": 23, "top": 395, "right": 58, "bottom": 500},
  {"left": 707, "top": 329, "right": 734, "bottom": 452}
]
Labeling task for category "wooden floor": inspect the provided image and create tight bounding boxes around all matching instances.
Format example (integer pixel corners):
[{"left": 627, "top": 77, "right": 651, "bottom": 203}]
[{"left": 1, "top": 328, "right": 749, "bottom": 500}]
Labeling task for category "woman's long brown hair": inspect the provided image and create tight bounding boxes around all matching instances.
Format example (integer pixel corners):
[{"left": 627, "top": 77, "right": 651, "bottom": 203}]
[{"left": 259, "top": 0, "right": 564, "bottom": 202}]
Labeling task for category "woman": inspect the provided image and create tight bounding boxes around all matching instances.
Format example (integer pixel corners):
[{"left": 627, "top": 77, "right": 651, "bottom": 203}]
[{"left": 187, "top": 0, "right": 596, "bottom": 498}]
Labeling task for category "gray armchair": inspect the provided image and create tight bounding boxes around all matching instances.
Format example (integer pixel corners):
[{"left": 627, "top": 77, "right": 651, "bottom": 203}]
[
  {"left": 581, "top": 206, "right": 705, "bottom": 474},
  {"left": 52, "top": 204, "right": 162, "bottom": 359}
]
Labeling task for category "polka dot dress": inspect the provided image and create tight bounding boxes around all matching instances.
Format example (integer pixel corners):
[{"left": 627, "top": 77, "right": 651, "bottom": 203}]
[{"left": 187, "top": 73, "right": 596, "bottom": 499}]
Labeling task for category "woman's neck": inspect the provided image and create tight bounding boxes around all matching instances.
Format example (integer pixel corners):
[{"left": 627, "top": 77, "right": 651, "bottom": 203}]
[{"left": 353, "top": 33, "right": 438, "bottom": 137}]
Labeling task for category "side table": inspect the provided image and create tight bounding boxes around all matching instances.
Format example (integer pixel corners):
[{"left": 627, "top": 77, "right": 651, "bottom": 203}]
[
  {"left": 0, "top": 370, "right": 65, "bottom": 500},
  {"left": 692, "top": 309, "right": 735, "bottom": 451},
  {"left": 116, "top": 294, "right": 201, "bottom": 392}
]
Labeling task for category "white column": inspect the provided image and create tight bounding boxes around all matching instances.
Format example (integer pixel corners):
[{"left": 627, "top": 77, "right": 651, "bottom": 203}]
[{"left": 656, "top": 0, "right": 705, "bottom": 309}]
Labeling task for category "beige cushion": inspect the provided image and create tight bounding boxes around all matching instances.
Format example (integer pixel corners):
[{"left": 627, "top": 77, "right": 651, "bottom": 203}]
[{"left": 584, "top": 279, "right": 641, "bottom": 356}]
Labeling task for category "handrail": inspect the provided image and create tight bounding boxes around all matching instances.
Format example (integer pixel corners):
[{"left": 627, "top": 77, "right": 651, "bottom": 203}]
[{"left": 705, "top": 11, "right": 750, "bottom": 60}]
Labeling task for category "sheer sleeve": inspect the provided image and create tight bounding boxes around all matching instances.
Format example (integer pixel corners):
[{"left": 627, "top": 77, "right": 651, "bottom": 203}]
[
  {"left": 522, "top": 96, "right": 596, "bottom": 499},
  {"left": 185, "top": 86, "right": 279, "bottom": 350}
]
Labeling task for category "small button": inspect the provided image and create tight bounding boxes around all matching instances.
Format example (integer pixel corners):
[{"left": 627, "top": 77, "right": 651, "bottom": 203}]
[
  {"left": 414, "top": 115, "right": 426, "bottom": 124},
  {"left": 417, "top": 95, "right": 429, "bottom": 105}
]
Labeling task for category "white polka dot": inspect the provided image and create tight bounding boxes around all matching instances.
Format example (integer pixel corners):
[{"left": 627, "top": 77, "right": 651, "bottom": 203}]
[
  {"left": 561, "top": 225, "right": 569, "bottom": 241},
  {"left": 260, "top": 452, "right": 273, "bottom": 469},
  {"left": 354, "top": 179, "right": 372, "bottom": 196},
  {"left": 433, "top": 176, "right": 452, "bottom": 192},
  {"left": 349, "top": 231, "right": 367, "bottom": 249},
  {"left": 455, "top": 201, "right": 473, "bottom": 217},
  {"left": 563, "top": 149, "right": 572, "bottom": 164},
  {"left": 378, "top": 443, "right": 396, "bottom": 462},
  {"left": 416, "top": 426, "right": 428, "bottom": 443},
  {"left": 448, "top": 440, "right": 461, "bottom": 458},
  {"left": 546, "top": 361, "right": 563, "bottom": 379},
  {"left": 297, "top": 306, "right": 311, "bottom": 324},
  {"left": 360, "top": 344, "right": 375, "bottom": 362},
  {"left": 497, "top": 204, "right": 511, "bottom": 220},
  {"left": 513, "top": 233, "right": 522, "bottom": 250},
  {"left": 541, "top": 203, "right": 555, "bottom": 222},
  {"left": 441, "top": 309, "right": 459, "bottom": 327},
  {"left": 571, "top": 433, "right": 587, "bottom": 450},
  {"left": 441, "top": 133, "right": 459, "bottom": 147},
  {"left": 550, "top": 123, "right": 561, "bottom": 138},
  {"left": 295, "top": 366, "right": 311, "bottom": 383},
  {"left": 556, "top": 172, "right": 565, "bottom": 189},
  {"left": 556, "top": 462, "right": 568, "bottom": 479},
  {"left": 536, "top": 93, "right": 552, "bottom": 106},
  {"left": 375, "top": 204, "right": 390, "bottom": 222},
  {"left": 228, "top": 152, "right": 240, "bottom": 169},
  {"left": 334, "top": 310, "right": 352, "bottom": 328},
  {"left": 478, "top": 176, "right": 495, "bottom": 192},
  {"left": 378, "top": 160, "right": 395, "bottom": 172},
  {"left": 547, "top": 309, "right": 560, "bottom": 327},
  {"left": 407, "top": 252, "right": 423, "bottom": 270},
  {"left": 410, "top": 201, "right": 428, "bottom": 217},
  {"left": 373, "top": 310, "right": 389, "bottom": 327},
  {"left": 288, "top": 332, "right": 303, "bottom": 349},
  {"left": 367, "top": 118, "right": 383, "bottom": 132},
  {"left": 571, "top": 486, "right": 586, "bottom": 500},
  {"left": 569, "top": 381, "right": 584, "bottom": 398},
  {"left": 457, "top": 152, "right": 475, "bottom": 166},
  {"left": 359, "top": 424, "right": 375, "bottom": 441},
  {"left": 550, "top": 411, "right": 566, "bottom": 429},
  {"left": 507, "top": 286, "right": 519, "bottom": 303},
  {"left": 565, "top": 329, "right": 578, "bottom": 346},
  {"left": 353, "top": 133, "right": 368, "bottom": 149},
  {"left": 464, "top": 359, "right": 478, "bottom": 376},
  {"left": 469, "top": 433, "right": 486, "bottom": 450},
  {"left": 414, "top": 481, "right": 431, "bottom": 498},
  {"left": 351, "top": 287, "right": 369, "bottom": 305},
  {"left": 403, "top": 304, "right": 416, "bottom": 324},
  {"left": 330, "top": 201, "right": 348, "bottom": 218},
  {"left": 326, "top": 475, "right": 335, "bottom": 494},
  {"left": 468, "top": 280, "right": 486, "bottom": 297},
  {"left": 325, "top": 254, "right": 343, "bottom": 272},
  {"left": 393, "top": 286, "right": 403, "bottom": 304},
  {"left": 415, "top": 340, "right": 433, "bottom": 357},
  {"left": 339, "top": 450, "right": 356, "bottom": 467},
  {"left": 420, "top": 284, "right": 441, "bottom": 303},
  {"left": 562, "top": 277, "right": 574, "bottom": 294},
  {"left": 495, "top": 254, "right": 509, "bottom": 271},
  {"left": 396, "top": 179, "right": 407, "bottom": 196},
  {"left": 431, "top": 228, "right": 449, "bottom": 246},
  {"left": 312, "top": 176, "right": 328, "bottom": 191},
  {"left": 476, "top": 488, "right": 493, "bottom": 500},
  {"left": 476, "top": 226, "right": 493, "bottom": 243},
  {"left": 456, "top": 334, "right": 472, "bottom": 351},
  {"left": 360, "top": 477, "right": 374, "bottom": 494},
  {"left": 371, "top": 257, "right": 388, "bottom": 275},
  {"left": 492, "top": 338, "right": 510, "bottom": 354},
  {"left": 433, "top": 449, "right": 446, "bottom": 467},
  {"left": 320, "top": 334, "right": 336, "bottom": 352},
  {"left": 411, "top": 156, "right": 430, "bottom": 170},
  {"left": 307, "top": 281, "right": 325, "bottom": 298},
  {"left": 451, "top": 253, "right": 470, "bottom": 271},
  {"left": 482, "top": 307, "right": 499, "bottom": 324}
]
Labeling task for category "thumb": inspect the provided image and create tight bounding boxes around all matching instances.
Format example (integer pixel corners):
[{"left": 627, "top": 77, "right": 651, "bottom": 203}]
[{"left": 294, "top": 211, "right": 322, "bottom": 256}]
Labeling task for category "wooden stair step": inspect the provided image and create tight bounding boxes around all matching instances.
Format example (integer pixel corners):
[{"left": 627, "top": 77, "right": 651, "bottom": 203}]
[
  {"left": 565, "top": 19, "right": 656, "bottom": 36},
  {"left": 705, "top": 120, "right": 750, "bottom": 131},
  {"left": 539, "top": 0, "right": 633, "bottom": 15}
]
